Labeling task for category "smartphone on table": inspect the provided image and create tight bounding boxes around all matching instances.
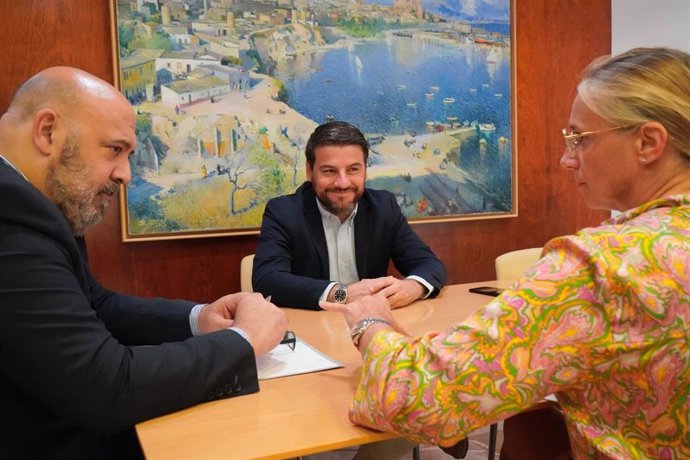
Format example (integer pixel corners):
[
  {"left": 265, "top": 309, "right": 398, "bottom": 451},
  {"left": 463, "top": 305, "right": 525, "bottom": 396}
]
[{"left": 468, "top": 286, "right": 504, "bottom": 297}]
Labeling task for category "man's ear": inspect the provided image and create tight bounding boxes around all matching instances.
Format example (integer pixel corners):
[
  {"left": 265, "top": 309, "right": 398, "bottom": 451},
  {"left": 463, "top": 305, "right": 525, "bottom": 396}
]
[
  {"left": 32, "top": 108, "right": 61, "bottom": 156},
  {"left": 637, "top": 121, "right": 668, "bottom": 165}
]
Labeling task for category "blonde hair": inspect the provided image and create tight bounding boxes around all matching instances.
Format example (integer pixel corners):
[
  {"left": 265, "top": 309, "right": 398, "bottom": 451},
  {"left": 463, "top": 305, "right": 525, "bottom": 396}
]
[{"left": 577, "top": 47, "right": 690, "bottom": 162}]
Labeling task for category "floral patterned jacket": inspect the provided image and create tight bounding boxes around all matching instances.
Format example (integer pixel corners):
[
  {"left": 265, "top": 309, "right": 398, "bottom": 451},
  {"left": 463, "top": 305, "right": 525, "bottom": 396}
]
[{"left": 350, "top": 195, "right": 690, "bottom": 459}]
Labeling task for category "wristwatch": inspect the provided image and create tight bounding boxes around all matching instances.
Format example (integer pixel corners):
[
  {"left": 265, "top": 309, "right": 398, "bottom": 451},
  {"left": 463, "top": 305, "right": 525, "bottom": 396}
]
[
  {"left": 332, "top": 283, "right": 348, "bottom": 303},
  {"left": 350, "top": 318, "right": 392, "bottom": 347}
]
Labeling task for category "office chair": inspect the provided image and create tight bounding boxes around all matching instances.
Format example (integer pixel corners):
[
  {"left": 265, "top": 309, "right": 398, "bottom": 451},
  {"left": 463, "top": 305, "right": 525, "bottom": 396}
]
[
  {"left": 499, "top": 401, "right": 572, "bottom": 460},
  {"left": 240, "top": 254, "right": 254, "bottom": 292},
  {"left": 494, "top": 247, "right": 543, "bottom": 280}
]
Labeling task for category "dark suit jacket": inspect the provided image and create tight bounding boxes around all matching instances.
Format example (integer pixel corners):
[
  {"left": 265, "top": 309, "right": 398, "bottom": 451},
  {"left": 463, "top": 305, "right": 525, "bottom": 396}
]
[
  {"left": 0, "top": 160, "right": 259, "bottom": 459},
  {"left": 253, "top": 182, "right": 447, "bottom": 309}
]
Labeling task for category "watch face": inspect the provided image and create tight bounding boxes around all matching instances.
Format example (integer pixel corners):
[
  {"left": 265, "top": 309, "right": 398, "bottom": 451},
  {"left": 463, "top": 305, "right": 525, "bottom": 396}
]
[{"left": 333, "top": 287, "right": 347, "bottom": 303}]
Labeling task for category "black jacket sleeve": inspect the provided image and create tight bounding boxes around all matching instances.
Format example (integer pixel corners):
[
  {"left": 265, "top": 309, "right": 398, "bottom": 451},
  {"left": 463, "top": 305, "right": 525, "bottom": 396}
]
[
  {"left": 382, "top": 192, "right": 447, "bottom": 296},
  {"left": 0, "top": 179, "right": 259, "bottom": 435},
  {"left": 253, "top": 195, "right": 331, "bottom": 309}
]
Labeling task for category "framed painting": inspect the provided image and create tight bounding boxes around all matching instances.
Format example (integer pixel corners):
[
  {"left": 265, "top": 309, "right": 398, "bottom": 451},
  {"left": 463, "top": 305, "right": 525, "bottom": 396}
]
[{"left": 111, "top": 0, "right": 515, "bottom": 241}]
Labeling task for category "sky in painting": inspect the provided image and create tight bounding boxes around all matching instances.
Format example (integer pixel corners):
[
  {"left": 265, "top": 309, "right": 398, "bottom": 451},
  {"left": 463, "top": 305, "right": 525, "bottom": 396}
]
[{"left": 363, "top": 0, "right": 509, "bottom": 21}]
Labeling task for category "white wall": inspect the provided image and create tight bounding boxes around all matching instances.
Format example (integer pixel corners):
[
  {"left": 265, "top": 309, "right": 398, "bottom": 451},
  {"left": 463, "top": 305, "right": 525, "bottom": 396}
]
[
  {"left": 612, "top": 0, "right": 690, "bottom": 54},
  {"left": 610, "top": 1, "right": 688, "bottom": 218}
]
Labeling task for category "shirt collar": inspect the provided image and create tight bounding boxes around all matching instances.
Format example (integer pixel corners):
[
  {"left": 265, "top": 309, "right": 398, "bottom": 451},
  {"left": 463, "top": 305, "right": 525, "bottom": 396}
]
[{"left": 605, "top": 194, "right": 690, "bottom": 225}]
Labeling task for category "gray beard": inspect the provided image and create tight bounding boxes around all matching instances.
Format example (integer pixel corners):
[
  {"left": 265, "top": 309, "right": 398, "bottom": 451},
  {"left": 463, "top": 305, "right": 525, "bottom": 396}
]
[{"left": 45, "top": 137, "right": 117, "bottom": 235}]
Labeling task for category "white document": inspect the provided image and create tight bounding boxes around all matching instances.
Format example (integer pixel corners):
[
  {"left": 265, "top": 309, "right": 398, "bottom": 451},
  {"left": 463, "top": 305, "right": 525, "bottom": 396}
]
[{"left": 256, "top": 337, "right": 343, "bottom": 380}]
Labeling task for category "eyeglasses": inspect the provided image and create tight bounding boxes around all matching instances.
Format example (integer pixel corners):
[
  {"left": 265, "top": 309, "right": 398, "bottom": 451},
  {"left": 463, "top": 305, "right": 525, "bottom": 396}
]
[
  {"left": 280, "top": 330, "right": 296, "bottom": 351},
  {"left": 561, "top": 125, "right": 637, "bottom": 153}
]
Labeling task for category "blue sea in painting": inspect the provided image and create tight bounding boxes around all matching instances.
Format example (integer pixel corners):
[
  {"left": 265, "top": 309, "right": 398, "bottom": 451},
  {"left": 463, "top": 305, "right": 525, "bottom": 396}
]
[{"left": 274, "top": 33, "right": 513, "bottom": 214}]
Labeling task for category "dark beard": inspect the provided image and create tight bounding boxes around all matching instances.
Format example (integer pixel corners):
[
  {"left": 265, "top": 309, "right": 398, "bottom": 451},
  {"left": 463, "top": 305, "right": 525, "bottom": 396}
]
[{"left": 316, "top": 192, "right": 358, "bottom": 221}]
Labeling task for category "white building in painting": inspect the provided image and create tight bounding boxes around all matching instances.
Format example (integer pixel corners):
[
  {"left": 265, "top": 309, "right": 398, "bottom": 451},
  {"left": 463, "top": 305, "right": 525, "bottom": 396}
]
[
  {"left": 160, "top": 75, "right": 230, "bottom": 106},
  {"left": 156, "top": 50, "right": 221, "bottom": 77},
  {"left": 191, "top": 64, "right": 250, "bottom": 90}
]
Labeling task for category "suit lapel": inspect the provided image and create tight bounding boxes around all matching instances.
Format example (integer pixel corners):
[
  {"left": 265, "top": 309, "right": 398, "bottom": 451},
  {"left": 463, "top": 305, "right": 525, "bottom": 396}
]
[
  {"left": 353, "top": 193, "right": 371, "bottom": 278},
  {"left": 302, "top": 183, "right": 330, "bottom": 278}
]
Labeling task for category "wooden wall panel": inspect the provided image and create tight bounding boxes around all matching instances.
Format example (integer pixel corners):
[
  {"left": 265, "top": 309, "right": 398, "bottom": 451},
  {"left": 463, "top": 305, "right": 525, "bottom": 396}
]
[{"left": 0, "top": 0, "right": 610, "bottom": 302}]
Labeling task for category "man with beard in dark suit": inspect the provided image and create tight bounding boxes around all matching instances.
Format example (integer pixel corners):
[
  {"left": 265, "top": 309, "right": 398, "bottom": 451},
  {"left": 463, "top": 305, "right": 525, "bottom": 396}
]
[{"left": 0, "top": 66, "right": 287, "bottom": 459}]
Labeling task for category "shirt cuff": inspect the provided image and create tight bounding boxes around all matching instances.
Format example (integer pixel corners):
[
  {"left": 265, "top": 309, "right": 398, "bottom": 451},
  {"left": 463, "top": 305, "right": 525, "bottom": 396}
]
[
  {"left": 190, "top": 304, "right": 251, "bottom": 345},
  {"left": 189, "top": 303, "right": 206, "bottom": 336},
  {"left": 228, "top": 326, "right": 251, "bottom": 345},
  {"left": 406, "top": 275, "right": 434, "bottom": 299},
  {"left": 320, "top": 281, "right": 338, "bottom": 302}
]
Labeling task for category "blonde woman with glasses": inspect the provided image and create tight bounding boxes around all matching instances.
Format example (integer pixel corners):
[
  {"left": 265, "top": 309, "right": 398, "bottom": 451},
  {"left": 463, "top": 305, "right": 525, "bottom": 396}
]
[{"left": 322, "top": 47, "right": 690, "bottom": 458}]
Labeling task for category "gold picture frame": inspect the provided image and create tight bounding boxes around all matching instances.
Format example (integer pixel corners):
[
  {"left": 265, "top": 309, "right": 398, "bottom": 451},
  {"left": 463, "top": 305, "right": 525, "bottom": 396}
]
[{"left": 111, "top": 0, "right": 516, "bottom": 242}]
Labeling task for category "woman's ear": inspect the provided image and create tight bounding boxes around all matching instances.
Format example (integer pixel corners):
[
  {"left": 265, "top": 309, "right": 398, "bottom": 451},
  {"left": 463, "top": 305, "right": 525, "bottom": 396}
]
[{"left": 636, "top": 121, "right": 668, "bottom": 165}]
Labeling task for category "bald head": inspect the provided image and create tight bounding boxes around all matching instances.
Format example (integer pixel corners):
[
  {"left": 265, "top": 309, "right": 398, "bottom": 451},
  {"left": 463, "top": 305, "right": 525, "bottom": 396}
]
[
  {"left": 6, "top": 66, "right": 130, "bottom": 124},
  {"left": 0, "top": 66, "right": 136, "bottom": 218}
]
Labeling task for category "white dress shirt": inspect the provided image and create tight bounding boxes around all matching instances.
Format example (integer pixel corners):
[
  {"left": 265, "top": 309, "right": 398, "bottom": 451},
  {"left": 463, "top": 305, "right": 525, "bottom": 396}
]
[{"left": 316, "top": 198, "right": 433, "bottom": 301}]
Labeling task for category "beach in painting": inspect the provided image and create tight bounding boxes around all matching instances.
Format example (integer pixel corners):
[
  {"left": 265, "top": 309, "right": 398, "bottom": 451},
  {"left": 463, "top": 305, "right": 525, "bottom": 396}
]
[{"left": 118, "top": 0, "right": 511, "bottom": 236}]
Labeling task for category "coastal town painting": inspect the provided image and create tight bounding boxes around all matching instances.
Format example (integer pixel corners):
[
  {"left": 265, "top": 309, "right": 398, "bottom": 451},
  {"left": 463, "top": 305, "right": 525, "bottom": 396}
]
[{"left": 112, "top": 0, "right": 514, "bottom": 241}]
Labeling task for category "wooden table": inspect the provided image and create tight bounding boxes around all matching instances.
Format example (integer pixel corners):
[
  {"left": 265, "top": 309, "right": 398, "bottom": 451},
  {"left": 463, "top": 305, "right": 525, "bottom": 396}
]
[{"left": 136, "top": 281, "right": 512, "bottom": 459}]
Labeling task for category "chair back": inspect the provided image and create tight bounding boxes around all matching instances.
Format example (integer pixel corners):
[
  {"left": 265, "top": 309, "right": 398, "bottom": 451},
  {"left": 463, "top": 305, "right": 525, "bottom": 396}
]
[
  {"left": 494, "top": 247, "right": 542, "bottom": 280},
  {"left": 240, "top": 254, "right": 255, "bottom": 292}
]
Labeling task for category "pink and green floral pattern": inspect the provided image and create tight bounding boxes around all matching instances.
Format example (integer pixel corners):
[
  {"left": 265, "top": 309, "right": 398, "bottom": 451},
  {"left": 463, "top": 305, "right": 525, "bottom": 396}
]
[{"left": 350, "top": 195, "right": 690, "bottom": 459}]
